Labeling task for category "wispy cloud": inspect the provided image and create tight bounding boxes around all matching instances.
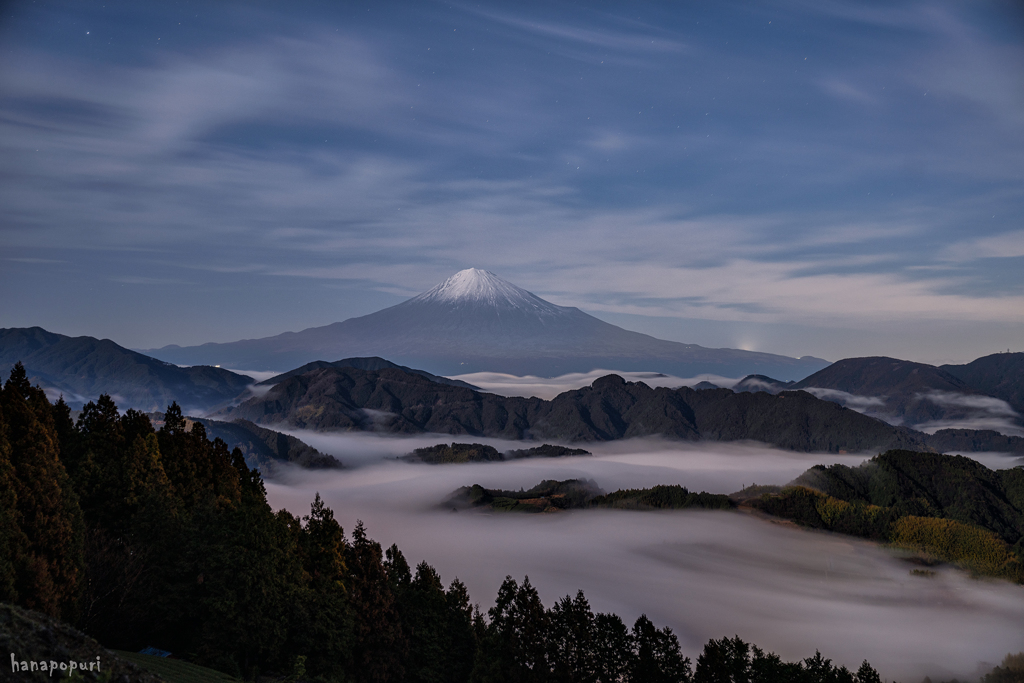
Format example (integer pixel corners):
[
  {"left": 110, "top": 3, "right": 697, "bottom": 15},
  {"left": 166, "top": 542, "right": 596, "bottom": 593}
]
[
  {"left": 1, "top": 0, "right": 1021, "bottom": 358},
  {"left": 800, "top": 387, "right": 890, "bottom": 416},
  {"left": 913, "top": 391, "right": 1023, "bottom": 436}
]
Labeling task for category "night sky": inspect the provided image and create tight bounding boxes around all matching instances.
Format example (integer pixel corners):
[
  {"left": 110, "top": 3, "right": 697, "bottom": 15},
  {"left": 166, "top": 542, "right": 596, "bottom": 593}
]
[{"left": 1, "top": 0, "right": 1022, "bottom": 366}]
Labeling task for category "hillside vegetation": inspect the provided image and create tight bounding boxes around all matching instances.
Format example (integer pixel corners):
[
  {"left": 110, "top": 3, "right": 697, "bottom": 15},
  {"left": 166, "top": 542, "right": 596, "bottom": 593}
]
[
  {"left": 750, "top": 450, "right": 1024, "bottom": 582},
  {"left": 0, "top": 362, "right": 898, "bottom": 682},
  {"left": 406, "top": 442, "right": 590, "bottom": 464},
  {"left": 447, "top": 480, "right": 733, "bottom": 514}
]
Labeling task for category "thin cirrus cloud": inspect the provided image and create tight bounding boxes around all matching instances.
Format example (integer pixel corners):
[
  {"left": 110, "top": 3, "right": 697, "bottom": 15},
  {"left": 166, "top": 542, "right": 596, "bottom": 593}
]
[{"left": 0, "top": 0, "right": 1021, "bottom": 359}]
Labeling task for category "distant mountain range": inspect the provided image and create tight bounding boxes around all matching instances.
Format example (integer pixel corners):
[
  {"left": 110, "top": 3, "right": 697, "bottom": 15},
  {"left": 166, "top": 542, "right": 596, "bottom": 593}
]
[
  {"left": 216, "top": 364, "right": 1024, "bottom": 454},
  {"left": 3, "top": 322, "right": 1021, "bottom": 445},
  {"left": 788, "top": 355, "right": 1024, "bottom": 434},
  {"left": 144, "top": 268, "right": 830, "bottom": 380},
  {"left": 0, "top": 327, "right": 253, "bottom": 413}
]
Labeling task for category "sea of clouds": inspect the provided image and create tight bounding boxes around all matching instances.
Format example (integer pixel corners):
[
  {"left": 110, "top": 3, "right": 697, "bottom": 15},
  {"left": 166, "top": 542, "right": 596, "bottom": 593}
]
[{"left": 263, "top": 433, "right": 1024, "bottom": 682}]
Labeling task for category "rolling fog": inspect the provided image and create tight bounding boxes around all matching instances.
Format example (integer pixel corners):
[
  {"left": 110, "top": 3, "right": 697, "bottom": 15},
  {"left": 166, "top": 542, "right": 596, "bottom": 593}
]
[{"left": 263, "top": 434, "right": 1024, "bottom": 681}]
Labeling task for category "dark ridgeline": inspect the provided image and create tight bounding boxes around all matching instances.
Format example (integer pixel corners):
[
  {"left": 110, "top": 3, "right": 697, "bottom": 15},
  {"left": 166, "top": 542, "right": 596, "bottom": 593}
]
[
  {"left": 257, "top": 355, "right": 480, "bottom": 390},
  {"left": 221, "top": 364, "right": 1024, "bottom": 454},
  {"left": 0, "top": 326, "right": 253, "bottom": 413},
  {"left": 0, "top": 362, "right": 905, "bottom": 682}
]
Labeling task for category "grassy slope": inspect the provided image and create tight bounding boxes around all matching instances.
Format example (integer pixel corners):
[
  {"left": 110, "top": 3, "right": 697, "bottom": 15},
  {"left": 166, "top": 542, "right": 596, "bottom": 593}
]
[{"left": 114, "top": 651, "right": 239, "bottom": 683}]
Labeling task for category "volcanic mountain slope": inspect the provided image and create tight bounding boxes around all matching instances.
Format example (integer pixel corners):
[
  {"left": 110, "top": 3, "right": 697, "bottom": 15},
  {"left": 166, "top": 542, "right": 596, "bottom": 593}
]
[
  {"left": 791, "top": 356, "right": 1023, "bottom": 434},
  {"left": 0, "top": 326, "right": 253, "bottom": 413},
  {"left": 147, "top": 269, "right": 829, "bottom": 379},
  {"left": 219, "top": 364, "right": 953, "bottom": 452}
]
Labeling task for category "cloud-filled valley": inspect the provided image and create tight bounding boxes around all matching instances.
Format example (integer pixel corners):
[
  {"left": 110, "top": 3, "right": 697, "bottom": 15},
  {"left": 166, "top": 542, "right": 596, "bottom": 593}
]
[{"left": 264, "top": 432, "right": 1024, "bottom": 681}]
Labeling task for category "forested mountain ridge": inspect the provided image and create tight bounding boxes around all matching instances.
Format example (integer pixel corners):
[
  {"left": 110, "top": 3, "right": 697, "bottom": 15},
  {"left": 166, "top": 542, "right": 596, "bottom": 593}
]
[
  {"left": 792, "top": 450, "right": 1024, "bottom": 546},
  {"left": 751, "top": 450, "right": 1024, "bottom": 583},
  {"left": 0, "top": 362, "right": 898, "bottom": 683},
  {"left": 220, "top": 364, "right": 1024, "bottom": 453},
  {"left": 0, "top": 326, "right": 253, "bottom": 413}
]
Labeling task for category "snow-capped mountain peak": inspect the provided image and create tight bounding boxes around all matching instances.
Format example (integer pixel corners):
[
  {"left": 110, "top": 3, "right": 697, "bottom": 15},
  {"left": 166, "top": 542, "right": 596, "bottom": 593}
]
[{"left": 411, "top": 269, "right": 564, "bottom": 314}]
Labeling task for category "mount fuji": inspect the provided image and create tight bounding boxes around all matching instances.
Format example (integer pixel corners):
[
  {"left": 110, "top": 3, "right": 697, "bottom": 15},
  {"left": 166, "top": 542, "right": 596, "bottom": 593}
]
[{"left": 146, "top": 268, "right": 829, "bottom": 379}]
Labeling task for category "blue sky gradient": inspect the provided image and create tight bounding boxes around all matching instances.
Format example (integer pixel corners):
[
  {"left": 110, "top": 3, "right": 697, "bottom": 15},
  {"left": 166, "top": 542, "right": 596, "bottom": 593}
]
[{"left": 1, "top": 0, "right": 1022, "bottom": 365}]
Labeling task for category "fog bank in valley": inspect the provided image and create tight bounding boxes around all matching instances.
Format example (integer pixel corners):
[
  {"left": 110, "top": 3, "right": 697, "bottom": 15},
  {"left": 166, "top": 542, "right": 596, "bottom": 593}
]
[{"left": 264, "top": 434, "right": 1024, "bottom": 682}]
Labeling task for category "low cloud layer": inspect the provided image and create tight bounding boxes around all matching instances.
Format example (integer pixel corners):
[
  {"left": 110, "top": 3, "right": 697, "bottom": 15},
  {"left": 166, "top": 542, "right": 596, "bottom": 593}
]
[
  {"left": 801, "top": 387, "right": 887, "bottom": 412},
  {"left": 799, "top": 387, "right": 1023, "bottom": 437},
  {"left": 916, "top": 390, "right": 1023, "bottom": 436},
  {"left": 264, "top": 433, "right": 1024, "bottom": 681}
]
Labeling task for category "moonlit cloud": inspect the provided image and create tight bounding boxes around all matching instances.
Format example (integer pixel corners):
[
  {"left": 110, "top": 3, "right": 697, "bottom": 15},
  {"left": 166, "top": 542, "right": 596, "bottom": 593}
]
[
  {"left": 263, "top": 433, "right": 1024, "bottom": 682},
  {"left": 801, "top": 388, "right": 889, "bottom": 412},
  {"left": 914, "top": 391, "right": 1023, "bottom": 436},
  {"left": 0, "top": 0, "right": 1021, "bottom": 366}
]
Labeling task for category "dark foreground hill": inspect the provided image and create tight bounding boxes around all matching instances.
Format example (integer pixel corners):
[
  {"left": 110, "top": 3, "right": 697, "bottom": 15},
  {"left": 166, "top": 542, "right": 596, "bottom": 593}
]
[
  {"left": 0, "top": 326, "right": 253, "bottom": 413},
  {"left": 215, "top": 364, "right": 1024, "bottom": 453}
]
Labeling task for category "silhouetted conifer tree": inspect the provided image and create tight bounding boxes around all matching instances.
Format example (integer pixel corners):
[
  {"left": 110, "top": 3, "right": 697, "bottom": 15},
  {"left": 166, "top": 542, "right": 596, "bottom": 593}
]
[
  {"left": 548, "top": 590, "right": 598, "bottom": 683},
  {"left": 593, "top": 612, "right": 632, "bottom": 683},
  {"left": 347, "top": 520, "right": 407, "bottom": 682},
  {"left": 630, "top": 614, "right": 691, "bottom": 683},
  {"left": 1, "top": 362, "right": 83, "bottom": 620}
]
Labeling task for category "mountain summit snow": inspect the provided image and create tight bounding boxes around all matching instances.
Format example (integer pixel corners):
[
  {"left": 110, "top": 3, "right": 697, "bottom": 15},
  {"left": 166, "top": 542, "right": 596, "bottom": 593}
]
[
  {"left": 147, "top": 269, "right": 829, "bottom": 378},
  {"left": 413, "top": 268, "right": 558, "bottom": 313}
]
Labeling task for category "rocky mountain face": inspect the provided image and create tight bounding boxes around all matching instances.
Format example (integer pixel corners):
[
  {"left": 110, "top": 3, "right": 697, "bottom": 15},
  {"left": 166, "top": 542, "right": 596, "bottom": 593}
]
[
  {"left": 216, "top": 364, "right": 1014, "bottom": 453},
  {"left": 0, "top": 326, "right": 253, "bottom": 413},
  {"left": 146, "top": 269, "right": 829, "bottom": 380}
]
